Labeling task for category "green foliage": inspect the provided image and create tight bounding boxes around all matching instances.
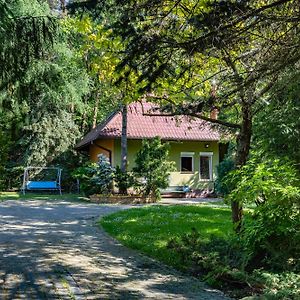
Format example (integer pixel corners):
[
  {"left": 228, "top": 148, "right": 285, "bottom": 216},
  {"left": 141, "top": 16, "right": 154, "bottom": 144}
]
[
  {"left": 254, "top": 70, "right": 300, "bottom": 166},
  {"left": 0, "top": 0, "right": 57, "bottom": 84},
  {"left": 114, "top": 166, "right": 135, "bottom": 194},
  {"left": 133, "top": 137, "right": 175, "bottom": 199},
  {"left": 168, "top": 227, "right": 300, "bottom": 298},
  {"left": 71, "top": 163, "right": 98, "bottom": 195},
  {"left": 255, "top": 271, "right": 300, "bottom": 299},
  {"left": 72, "top": 154, "right": 115, "bottom": 195},
  {"left": 224, "top": 158, "right": 299, "bottom": 205},
  {"left": 61, "top": 13, "right": 136, "bottom": 129},
  {"left": 0, "top": 1, "right": 90, "bottom": 191},
  {"left": 167, "top": 230, "right": 254, "bottom": 296},
  {"left": 0, "top": 131, "right": 10, "bottom": 190},
  {"left": 223, "top": 158, "right": 300, "bottom": 269},
  {"left": 92, "top": 154, "right": 115, "bottom": 194},
  {"left": 53, "top": 150, "right": 87, "bottom": 192},
  {"left": 214, "top": 147, "right": 235, "bottom": 195},
  {"left": 242, "top": 191, "right": 300, "bottom": 271}
]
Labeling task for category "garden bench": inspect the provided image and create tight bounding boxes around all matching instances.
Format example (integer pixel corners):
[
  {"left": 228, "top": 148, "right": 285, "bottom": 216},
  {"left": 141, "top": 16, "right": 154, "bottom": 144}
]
[{"left": 161, "top": 186, "right": 191, "bottom": 198}]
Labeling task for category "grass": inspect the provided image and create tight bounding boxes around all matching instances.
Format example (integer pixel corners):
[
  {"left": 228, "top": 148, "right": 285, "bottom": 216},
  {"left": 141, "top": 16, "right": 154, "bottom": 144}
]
[
  {"left": 100, "top": 205, "right": 233, "bottom": 269},
  {"left": 0, "top": 191, "right": 88, "bottom": 202}
]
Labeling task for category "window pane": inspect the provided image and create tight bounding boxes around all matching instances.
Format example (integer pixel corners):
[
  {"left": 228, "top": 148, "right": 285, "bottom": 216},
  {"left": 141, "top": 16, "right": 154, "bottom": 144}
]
[
  {"left": 181, "top": 157, "right": 193, "bottom": 172},
  {"left": 200, "top": 156, "right": 210, "bottom": 179}
]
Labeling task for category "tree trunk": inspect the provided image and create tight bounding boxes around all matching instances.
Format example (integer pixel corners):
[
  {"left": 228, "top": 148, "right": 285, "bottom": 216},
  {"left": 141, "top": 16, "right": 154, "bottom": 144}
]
[
  {"left": 92, "top": 93, "right": 99, "bottom": 129},
  {"left": 120, "top": 104, "right": 128, "bottom": 194},
  {"left": 232, "top": 103, "right": 252, "bottom": 231},
  {"left": 60, "top": 0, "right": 66, "bottom": 15}
]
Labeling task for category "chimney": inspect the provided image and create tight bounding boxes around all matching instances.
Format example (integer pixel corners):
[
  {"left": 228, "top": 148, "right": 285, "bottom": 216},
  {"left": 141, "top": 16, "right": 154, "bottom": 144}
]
[{"left": 210, "top": 108, "right": 219, "bottom": 120}]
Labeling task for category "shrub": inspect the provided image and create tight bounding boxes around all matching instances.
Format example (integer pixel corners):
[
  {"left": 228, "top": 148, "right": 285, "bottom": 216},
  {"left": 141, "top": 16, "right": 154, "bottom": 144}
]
[
  {"left": 255, "top": 271, "right": 300, "bottom": 299},
  {"left": 167, "top": 229, "right": 261, "bottom": 298},
  {"left": 224, "top": 158, "right": 299, "bottom": 206},
  {"left": 242, "top": 189, "right": 300, "bottom": 271},
  {"left": 167, "top": 158, "right": 300, "bottom": 297},
  {"left": 72, "top": 154, "right": 115, "bottom": 195},
  {"left": 215, "top": 144, "right": 235, "bottom": 196},
  {"left": 224, "top": 158, "right": 300, "bottom": 270},
  {"left": 214, "top": 158, "right": 235, "bottom": 195},
  {"left": 168, "top": 228, "right": 300, "bottom": 299},
  {"left": 133, "top": 137, "right": 175, "bottom": 199},
  {"left": 114, "top": 166, "right": 135, "bottom": 194}
]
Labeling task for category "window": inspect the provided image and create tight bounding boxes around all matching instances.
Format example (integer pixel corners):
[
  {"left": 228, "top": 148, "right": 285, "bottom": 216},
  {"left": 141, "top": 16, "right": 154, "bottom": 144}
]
[
  {"left": 180, "top": 152, "right": 194, "bottom": 172},
  {"left": 200, "top": 152, "right": 213, "bottom": 180}
]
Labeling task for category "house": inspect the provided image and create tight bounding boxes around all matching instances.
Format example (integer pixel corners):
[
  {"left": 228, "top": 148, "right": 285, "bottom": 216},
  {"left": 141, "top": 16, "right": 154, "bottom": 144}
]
[{"left": 75, "top": 102, "right": 226, "bottom": 193}]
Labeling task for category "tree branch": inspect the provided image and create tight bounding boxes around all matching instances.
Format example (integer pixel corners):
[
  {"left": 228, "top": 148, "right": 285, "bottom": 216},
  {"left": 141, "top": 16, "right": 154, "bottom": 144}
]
[{"left": 254, "top": 76, "right": 278, "bottom": 101}]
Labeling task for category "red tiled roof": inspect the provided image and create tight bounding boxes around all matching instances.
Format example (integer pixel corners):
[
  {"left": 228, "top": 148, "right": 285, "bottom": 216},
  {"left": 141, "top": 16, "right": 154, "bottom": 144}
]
[{"left": 75, "top": 102, "right": 221, "bottom": 149}]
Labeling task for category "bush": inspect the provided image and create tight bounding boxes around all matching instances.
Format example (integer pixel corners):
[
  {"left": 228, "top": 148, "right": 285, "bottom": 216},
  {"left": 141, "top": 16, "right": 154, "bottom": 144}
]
[
  {"left": 133, "top": 137, "right": 175, "bottom": 199},
  {"left": 242, "top": 189, "right": 300, "bottom": 271},
  {"left": 0, "top": 165, "right": 24, "bottom": 191},
  {"left": 114, "top": 166, "right": 135, "bottom": 194},
  {"left": 72, "top": 154, "right": 115, "bottom": 195},
  {"left": 215, "top": 158, "right": 235, "bottom": 195},
  {"left": 224, "top": 158, "right": 299, "bottom": 206},
  {"left": 255, "top": 271, "right": 300, "bottom": 299},
  {"left": 224, "top": 158, "right": 300, "bottom": 270},
  {"left": 167, "top": 158, "right": 300, "bottom": 298},
  {"left": 167, "top": 229, "right": 262, "bottom": 298},
  {"left": 215, "top": 144, "right": 235, "bottom": 196},
  {"left": 168, "top": 228, "right": 300, "bottom": 299}
]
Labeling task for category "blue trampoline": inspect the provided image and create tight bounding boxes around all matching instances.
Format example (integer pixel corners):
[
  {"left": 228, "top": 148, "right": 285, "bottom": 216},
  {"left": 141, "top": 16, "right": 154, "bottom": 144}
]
[{"left": 22, "top": 167, "right": 62, "bottom": 195}]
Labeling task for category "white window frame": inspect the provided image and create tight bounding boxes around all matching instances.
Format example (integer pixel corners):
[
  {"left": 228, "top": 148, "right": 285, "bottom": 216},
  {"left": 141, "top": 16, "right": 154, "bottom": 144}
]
[
  {"left": 199, "top": 152, "right": 213, "bottom": 181},
  {"left": 180, "top": 152, "right": 194, "bottom": 173}
]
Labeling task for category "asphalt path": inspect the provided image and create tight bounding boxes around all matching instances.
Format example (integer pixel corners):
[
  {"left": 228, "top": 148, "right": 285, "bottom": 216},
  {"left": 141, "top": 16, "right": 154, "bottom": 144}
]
[{"left": 0, "top": 199, "right": 230, "bottom": 299}]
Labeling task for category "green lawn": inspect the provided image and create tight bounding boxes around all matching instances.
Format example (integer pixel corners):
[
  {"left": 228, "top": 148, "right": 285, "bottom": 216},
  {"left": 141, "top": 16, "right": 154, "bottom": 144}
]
[
  {"left": 0, "top": 191, "right": 88, "bottom": 202},
  {"left": 100, "top": 205, "right": 233, "bottom": 269}
]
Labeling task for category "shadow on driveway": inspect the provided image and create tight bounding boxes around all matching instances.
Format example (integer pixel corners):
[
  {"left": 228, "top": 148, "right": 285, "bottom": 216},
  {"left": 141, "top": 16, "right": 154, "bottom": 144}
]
[{"left": 0, "top": 199, "right": 230, "bottom": 299}]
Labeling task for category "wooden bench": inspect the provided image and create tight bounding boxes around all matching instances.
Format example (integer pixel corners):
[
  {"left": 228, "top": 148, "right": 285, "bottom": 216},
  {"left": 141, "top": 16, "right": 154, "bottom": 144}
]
[{"left": 161, "top": 186, "right": 191, "bottom": 198}]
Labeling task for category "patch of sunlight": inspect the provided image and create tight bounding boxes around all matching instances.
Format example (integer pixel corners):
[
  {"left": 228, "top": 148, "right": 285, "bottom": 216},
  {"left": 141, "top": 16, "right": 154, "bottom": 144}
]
[
  {"left": 154, "top": 240, "right": 168, "bottom": 249},
  {"left": 205, "top": 228, "right": 224, "bottom": 234},
  {"left": 0, "top": 192, "right": 20, "bottom": 199},
  {"left": 124, "top": 218, "right": 139, "bottom": 224}
]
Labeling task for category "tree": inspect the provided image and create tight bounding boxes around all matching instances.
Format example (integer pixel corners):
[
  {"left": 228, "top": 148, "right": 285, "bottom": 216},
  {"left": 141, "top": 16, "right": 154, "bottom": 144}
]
[
  {"left": 61, "top": 14, "right": 121, "bottom": 131},
  {"left": 120, "top": 104, "right": 128, "bottom": 193},
  {"left": 63, "top": 12, "right": 146, "bottom": 194},
  {"left": 0, "top": 1, "right": 89, "bottom": 189},
  {"left": 133, "top": 137, "right": 175, "bottom": 199},
  {"left": 90, "top": 0, "right": 300, "bottom": 229},
  {"left": 0, "top": 0, "right": 57, "bottom": 86},
  {"left": 253, "top": 69, "right": 300, "bottom": 166}
]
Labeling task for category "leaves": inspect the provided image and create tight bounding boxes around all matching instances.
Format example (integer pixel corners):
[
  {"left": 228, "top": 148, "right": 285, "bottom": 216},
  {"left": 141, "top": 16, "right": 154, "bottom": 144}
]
[{"left": 133, "top": 137, "right": 175, "bottom": 199}]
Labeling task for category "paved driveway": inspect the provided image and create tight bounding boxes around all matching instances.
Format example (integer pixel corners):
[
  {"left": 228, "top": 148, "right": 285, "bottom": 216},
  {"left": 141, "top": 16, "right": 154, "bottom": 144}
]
[{"left": 0, "top": 199, "right": 229, "bottom": 299}]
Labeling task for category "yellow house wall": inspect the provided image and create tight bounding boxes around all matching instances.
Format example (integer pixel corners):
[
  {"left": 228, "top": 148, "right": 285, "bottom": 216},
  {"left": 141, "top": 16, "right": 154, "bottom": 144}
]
[
  {"left": 112, "top": 139, "right": 219, "bottom": 190},
  {"left": 113, "top": 139, "right": 143, "bottom": 169},
  {"left": 168, "top": 141, "right": 219, "bottom": 190},
  {"left": 89, "top": 139, "right": 115, "bottom": 164}
]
